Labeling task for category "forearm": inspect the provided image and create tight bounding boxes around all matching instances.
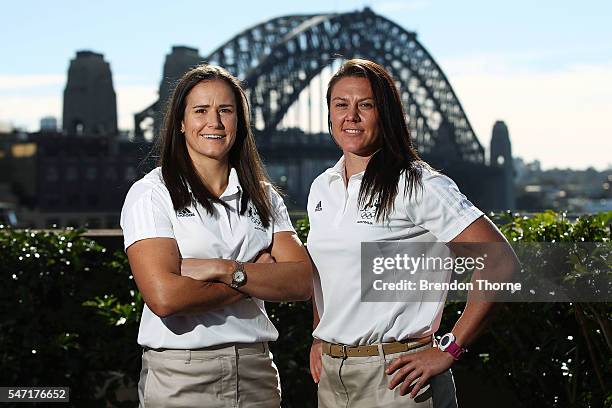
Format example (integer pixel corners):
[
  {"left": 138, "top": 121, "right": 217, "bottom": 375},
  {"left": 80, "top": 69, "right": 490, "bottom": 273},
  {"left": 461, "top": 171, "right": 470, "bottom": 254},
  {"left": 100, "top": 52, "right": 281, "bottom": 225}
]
[
  {"left": 184, "top": 258, "right": 312, "bottom": 302},
  {"left": 238, "top": 261, "right": 313, "bottom": 301},
  {"left": 147, "top": 274, "right": 244, "bottom": 317},
  {"left": 450, "top": 247, "right": 517, "bottom": 347},
  {"left": 452, "top": 237, "right": 519, "bottom": 347},
  {"left": 450, "top": 299, "right": 494, "bottom": 347}
]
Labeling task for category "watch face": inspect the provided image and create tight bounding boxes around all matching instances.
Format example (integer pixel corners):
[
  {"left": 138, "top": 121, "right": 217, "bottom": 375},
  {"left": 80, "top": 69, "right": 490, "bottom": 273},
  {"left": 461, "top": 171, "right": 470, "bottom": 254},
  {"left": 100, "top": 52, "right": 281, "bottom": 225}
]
[
  {"left": 439, "top": 333, "right": 453, "bottom": 350},
  {"left": 234, "top": 270, "right": 245, "bottom": 283}
]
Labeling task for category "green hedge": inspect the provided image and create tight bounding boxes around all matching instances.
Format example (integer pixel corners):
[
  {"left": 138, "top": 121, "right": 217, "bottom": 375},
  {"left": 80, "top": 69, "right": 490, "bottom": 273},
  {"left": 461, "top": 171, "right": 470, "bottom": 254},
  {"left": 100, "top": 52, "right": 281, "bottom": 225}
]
[{"left": 0, "top": 211, "right": 610, "bottom": 407}]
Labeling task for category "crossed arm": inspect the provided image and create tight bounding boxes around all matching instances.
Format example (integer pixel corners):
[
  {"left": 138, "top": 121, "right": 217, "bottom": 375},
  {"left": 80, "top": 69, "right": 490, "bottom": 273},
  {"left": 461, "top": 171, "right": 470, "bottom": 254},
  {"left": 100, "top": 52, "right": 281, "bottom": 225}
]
[{"left": 127, "top": 231, "right": 312, "bottom": 318}]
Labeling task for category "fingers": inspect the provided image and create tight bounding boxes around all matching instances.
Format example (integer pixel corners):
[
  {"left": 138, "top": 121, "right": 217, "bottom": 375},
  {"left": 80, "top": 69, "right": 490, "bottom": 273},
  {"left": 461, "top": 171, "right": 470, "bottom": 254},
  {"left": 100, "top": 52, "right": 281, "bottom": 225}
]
[
  {"left": 310, "top": 356, "right": 320, "bottom": 383},
  {"left": 310, "top": 344, "right": 322, "bottom": 383},
  {"left": 408, "top": 379, "right": 423, "bottom": 399},
  {"left": 388, "top": 359, "right": 416, "bottom": 390},
  {"left": 386, "top": 354, "right": 411, "bottom": 375},
  {"left": 398, "top": 368, "right": 423, "bottom": 396},
  {"left": 408, "top": 372, "right": 431, "bottom": 398}
]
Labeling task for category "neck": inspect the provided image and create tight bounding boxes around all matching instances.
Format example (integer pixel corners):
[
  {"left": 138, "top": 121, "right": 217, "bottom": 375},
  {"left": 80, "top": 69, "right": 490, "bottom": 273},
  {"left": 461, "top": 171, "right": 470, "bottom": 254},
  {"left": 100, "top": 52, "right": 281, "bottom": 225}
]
[
  {"left": 192, "top": 157, "right": 230, "bottom": 197},
  {"left": 343, "top": 151, "right": 374, "bottom": 182}
]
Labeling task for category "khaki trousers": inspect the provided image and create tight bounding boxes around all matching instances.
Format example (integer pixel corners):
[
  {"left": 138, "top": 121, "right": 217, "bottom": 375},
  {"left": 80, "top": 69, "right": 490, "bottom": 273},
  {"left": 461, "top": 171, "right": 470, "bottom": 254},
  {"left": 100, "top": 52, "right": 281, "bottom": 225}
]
[
  {"left": 318, "top": 343, "right": 458, "bottom": 408},
  {"left": 138, "top": 342, "right": 281, "bottom": 408}
]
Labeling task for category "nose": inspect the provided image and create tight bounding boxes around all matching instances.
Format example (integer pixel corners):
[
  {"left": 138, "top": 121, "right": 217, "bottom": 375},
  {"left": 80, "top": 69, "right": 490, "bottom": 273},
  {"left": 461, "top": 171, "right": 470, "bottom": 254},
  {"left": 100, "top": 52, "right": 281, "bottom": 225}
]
[
  {"left": 207, "top": 110, "right": 224, "bottom": 129},
  {"left": 346, "top": 105, "right": 360, "bottom": 122}
]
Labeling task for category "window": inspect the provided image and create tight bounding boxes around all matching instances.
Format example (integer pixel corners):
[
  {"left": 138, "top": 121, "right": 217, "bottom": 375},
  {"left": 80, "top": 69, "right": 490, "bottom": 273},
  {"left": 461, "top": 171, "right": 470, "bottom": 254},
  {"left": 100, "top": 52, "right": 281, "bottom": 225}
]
[
  {"left": 86, "top": 166, "right": 98, "bottom": 181},
  {"left": 46, "top": 166, "right": 59, "bottom": 182},
  {"left": 66, "top": 166, "right": 78, "bottom": 181}
]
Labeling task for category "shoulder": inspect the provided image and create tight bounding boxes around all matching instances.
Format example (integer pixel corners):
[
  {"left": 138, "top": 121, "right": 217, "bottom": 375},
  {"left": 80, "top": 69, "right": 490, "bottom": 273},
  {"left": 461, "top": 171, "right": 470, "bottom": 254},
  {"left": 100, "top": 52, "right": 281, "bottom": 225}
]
[
  {"left": 259, "top": 180, "right": 280, "bottom": 199},
  {"left": 310, "top": 170, "right": 332, "bottom": 193},
  {"left": 123, "top": 167, "right": 169, "bottom": 208},
  {"left": 399, "top": 164, "right": 459, "bottom": 202}
]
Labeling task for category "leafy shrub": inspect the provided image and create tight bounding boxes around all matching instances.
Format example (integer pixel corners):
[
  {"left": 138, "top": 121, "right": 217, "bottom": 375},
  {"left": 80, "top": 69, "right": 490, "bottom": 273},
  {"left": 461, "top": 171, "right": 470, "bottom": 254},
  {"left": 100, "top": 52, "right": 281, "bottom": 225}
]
[
  {"left": 0, "top": 227, "right": 140, "bottom": 407},
  {"left": 1, "top": 211, "right": 610, "bottom": 407}
]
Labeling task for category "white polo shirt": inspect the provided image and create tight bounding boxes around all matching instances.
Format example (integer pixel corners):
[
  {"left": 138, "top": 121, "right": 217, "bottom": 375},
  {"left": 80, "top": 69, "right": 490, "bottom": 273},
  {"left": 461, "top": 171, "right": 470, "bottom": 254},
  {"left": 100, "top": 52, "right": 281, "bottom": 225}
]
[
  {"left": 307, "top": 157, "right": 483, "bottom": 345},
  {"left": 120, "top": 167, "right": 295, "bottom": 349}
]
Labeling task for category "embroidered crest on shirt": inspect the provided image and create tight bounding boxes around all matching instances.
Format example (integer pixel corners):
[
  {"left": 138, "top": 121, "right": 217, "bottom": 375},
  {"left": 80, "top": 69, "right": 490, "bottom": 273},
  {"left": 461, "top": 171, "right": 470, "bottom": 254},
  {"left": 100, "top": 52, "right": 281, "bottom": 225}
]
[
  {"left": 176, "top": 208, "right": 195, "bottom": 218},
  {"left": 314, "top": 201, "right": 323, "bottom": 212},
  {"left": 357, "top": 202, "right": 379, "bottom": 225},
  {"left": 247, "top": 203, "right": 267, "bottom": 231}
]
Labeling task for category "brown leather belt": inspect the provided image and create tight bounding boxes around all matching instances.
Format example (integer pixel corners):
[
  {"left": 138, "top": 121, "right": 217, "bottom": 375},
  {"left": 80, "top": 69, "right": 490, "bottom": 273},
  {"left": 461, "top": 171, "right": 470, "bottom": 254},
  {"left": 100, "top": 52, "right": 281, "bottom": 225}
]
[{"left": 321, "top": 336, "right": 432, "bottom": 358}]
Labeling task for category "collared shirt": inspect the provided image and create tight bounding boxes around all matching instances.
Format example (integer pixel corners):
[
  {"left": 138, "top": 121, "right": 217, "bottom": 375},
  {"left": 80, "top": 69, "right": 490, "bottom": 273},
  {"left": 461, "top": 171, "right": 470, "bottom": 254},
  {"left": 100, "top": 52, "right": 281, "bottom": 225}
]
[
  {"left": 120, "top": 167, "right": 295, "bottom": 349},
  {"left": 307, "top": 157, "right": 483, "bottom": 345}
]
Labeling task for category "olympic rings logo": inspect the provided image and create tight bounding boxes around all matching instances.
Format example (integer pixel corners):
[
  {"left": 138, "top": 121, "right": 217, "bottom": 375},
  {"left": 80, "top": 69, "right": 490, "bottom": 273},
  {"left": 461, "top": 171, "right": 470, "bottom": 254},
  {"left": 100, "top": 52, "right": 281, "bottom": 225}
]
[{"left": 359, "top": 210, "right": 376, "bottom": 219}]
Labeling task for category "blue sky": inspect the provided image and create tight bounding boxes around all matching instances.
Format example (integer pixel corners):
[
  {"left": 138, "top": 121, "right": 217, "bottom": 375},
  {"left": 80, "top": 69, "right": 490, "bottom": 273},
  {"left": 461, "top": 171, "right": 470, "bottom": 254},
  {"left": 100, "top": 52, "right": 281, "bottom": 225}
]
[{"left": 1, "top": 0, "right": 611, "bottom": 169}]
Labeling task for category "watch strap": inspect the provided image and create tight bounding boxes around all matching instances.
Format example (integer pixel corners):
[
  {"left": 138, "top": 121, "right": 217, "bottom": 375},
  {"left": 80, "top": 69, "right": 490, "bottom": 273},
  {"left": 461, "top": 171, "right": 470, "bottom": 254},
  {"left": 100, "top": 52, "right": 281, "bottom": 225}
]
[{"left": 445, "top": 341, "right": 467, "bottom": 360}]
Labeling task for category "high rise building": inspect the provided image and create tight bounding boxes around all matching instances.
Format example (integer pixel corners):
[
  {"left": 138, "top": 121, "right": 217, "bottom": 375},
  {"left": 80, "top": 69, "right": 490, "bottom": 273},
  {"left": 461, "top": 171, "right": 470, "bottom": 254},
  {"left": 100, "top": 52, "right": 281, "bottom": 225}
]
[
  {"left": 134, "top": 46, "right": 203, "bottom": 141},
  {"left": 490, "top": 120, "right": 515, "bottom": 208},
  {"left": 40, "top": 116, "right": 58, "bottom": 132},
  {"left": 156, "top": 46, "right": 203, "bottom": 136},
  {"left": 62, "top": 51, "right": 117, "bottom": 136}
]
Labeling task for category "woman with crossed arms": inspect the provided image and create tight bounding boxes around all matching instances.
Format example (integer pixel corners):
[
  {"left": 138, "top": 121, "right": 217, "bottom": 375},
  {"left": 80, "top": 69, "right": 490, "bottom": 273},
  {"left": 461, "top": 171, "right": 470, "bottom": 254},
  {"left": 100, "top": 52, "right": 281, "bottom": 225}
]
[
  {"left": 307, "top": 59, "right": 516, "bottom": 407},
  {"left": 121, "top": 64, "right": 311, "bottom": 408}
]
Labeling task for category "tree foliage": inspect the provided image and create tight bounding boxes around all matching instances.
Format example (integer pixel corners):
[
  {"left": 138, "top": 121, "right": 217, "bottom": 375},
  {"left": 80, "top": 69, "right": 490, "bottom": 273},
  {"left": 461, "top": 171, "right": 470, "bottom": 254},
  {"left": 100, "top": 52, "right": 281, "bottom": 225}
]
[{"left": 0, "top": 211, "right": 610, "bottom": 407}]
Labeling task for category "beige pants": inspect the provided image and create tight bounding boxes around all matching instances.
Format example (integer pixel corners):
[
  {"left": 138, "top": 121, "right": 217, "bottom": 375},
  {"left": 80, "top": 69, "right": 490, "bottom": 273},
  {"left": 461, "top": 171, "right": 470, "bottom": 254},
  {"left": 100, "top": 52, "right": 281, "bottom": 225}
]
[
  {"left": 138, "top": 342, "right": 281, "bottom": 408},
  {"left": 318, "top": 343, "right": 458, "bottom": 408}
]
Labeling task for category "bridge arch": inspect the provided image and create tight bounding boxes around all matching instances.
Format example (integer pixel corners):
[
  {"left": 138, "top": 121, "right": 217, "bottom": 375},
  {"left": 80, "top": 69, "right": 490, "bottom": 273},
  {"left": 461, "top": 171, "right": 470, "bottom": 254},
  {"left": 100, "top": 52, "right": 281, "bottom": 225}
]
[
  {"left": 204, "top": 8, "right": 483, "bottom": 163},
  {"left": 136, "top": 8, "right": 484, "bottom": 164}
]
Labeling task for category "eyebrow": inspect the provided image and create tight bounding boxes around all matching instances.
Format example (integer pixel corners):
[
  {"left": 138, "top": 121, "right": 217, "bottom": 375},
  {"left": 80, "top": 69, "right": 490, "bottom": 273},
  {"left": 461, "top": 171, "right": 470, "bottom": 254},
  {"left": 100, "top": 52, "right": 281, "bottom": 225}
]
[
  {"left": 331, "top": 96, "right": 375, "bottom": 103},
  {"left": 192, "top": 104, "right": 235, "bottom": 108}
]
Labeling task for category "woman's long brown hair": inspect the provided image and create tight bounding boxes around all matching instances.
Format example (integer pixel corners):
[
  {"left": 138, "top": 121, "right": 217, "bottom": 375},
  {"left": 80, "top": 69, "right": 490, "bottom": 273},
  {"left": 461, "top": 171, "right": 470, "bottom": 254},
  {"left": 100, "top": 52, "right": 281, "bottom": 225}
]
[
  {"left": 158, "top": 64, "right": 274, "bottom": 228},
  {"left": 326, "top": 58, "right": 428, "bottom": 222}
]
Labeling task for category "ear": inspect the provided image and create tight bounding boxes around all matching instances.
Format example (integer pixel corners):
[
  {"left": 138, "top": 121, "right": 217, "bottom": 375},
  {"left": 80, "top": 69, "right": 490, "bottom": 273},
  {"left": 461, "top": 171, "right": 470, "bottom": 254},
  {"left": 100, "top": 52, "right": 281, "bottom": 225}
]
[{"left": 180, "top": 121, "right": 185, "bottom": 133}]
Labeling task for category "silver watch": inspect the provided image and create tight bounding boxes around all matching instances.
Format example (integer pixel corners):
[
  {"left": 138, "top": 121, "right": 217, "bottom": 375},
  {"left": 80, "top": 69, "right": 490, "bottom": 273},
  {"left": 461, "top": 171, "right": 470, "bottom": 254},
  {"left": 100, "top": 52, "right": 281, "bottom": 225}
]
[{"left": 230, "top": 261, "right": 247, "bottom": 288}]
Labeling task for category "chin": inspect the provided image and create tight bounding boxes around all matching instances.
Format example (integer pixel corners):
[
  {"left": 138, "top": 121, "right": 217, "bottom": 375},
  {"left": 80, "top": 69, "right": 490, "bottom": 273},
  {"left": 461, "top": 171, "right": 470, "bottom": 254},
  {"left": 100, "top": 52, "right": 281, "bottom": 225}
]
[
  {"left": 192, "top": 148, "right": 231, "bottom": 162},
  {"left": 343, "top": 145, "right": 377, "bottom": 157}
]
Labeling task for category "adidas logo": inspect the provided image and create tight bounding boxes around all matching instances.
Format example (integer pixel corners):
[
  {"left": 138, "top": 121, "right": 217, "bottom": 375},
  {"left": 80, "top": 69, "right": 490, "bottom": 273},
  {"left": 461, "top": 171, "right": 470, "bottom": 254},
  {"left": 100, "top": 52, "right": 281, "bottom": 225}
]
[
  {"left": 177, "top": 208, "right": 195, "bottom": 218},
  {"left": 314, "top": 201, "right": 322, "bottom": 212}
]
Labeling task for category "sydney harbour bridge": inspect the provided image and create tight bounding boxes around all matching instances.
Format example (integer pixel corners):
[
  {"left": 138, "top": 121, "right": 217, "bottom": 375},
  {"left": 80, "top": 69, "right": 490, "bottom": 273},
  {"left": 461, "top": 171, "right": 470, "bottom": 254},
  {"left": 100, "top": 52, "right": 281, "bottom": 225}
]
[{"left": 135, "top": 8, "right": 512, "bottom": 210}]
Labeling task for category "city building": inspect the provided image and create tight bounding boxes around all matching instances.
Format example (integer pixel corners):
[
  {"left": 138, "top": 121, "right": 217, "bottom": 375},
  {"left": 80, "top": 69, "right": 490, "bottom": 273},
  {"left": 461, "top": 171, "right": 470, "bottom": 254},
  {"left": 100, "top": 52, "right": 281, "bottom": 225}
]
[
  {"left": 40, "top": 116, "right": 58, "bottom": 133},
  {"left": 63, "top": 50, "right": 117, "bottom": 137}
]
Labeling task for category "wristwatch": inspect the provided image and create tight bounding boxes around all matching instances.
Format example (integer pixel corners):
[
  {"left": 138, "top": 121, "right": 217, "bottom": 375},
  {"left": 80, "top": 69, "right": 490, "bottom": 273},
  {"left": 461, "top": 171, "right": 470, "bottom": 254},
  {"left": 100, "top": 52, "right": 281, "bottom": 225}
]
[
  {"left": 230, "top": 261, "right": 247, "bottom": 288},
  {"left": 438, "top": 332, "right": 467, "bottom": 360}
]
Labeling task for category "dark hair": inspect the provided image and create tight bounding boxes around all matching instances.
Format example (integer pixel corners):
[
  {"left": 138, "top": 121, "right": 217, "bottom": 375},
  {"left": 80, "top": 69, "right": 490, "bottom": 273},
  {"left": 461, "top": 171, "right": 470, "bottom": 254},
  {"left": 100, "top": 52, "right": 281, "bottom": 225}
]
[
  {"left": 158, "top": 64, "right": 273, "bottom": 228},
  {"left": 326, "top": 58, "right": 428, "bottom": 222}
]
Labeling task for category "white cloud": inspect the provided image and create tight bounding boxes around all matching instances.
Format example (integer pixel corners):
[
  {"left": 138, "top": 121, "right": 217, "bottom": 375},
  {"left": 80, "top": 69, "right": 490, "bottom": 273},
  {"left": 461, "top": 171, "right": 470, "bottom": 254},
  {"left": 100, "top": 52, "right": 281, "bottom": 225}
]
[
  {"left": 0, "top": 74, "right": 65, "bottom": 90},
  {"left": 0, "top": 94, "right": 61, "bottom": 131},
  {"left": 444, "top": 60, "right": 612, "bottom": 170},
  {"left": 0, "top": 78, "right": 157, "bottom": 133},
  {"left": 1, "top": 63, "right": 610, "bottom": 171},
  {"left": 115, "top": 84, "right": 158, "bottom": 131}
]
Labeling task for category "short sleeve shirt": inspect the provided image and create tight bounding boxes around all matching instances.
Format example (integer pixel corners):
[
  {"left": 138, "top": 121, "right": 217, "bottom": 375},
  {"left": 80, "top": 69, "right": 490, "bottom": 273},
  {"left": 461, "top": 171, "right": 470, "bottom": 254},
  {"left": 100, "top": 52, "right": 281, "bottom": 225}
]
[
  {"left": 120, "top": 167, "right": 295, "bottom": 349},
  {"left": 306, "top": 158, "right": 483, "bottom": 345}
]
